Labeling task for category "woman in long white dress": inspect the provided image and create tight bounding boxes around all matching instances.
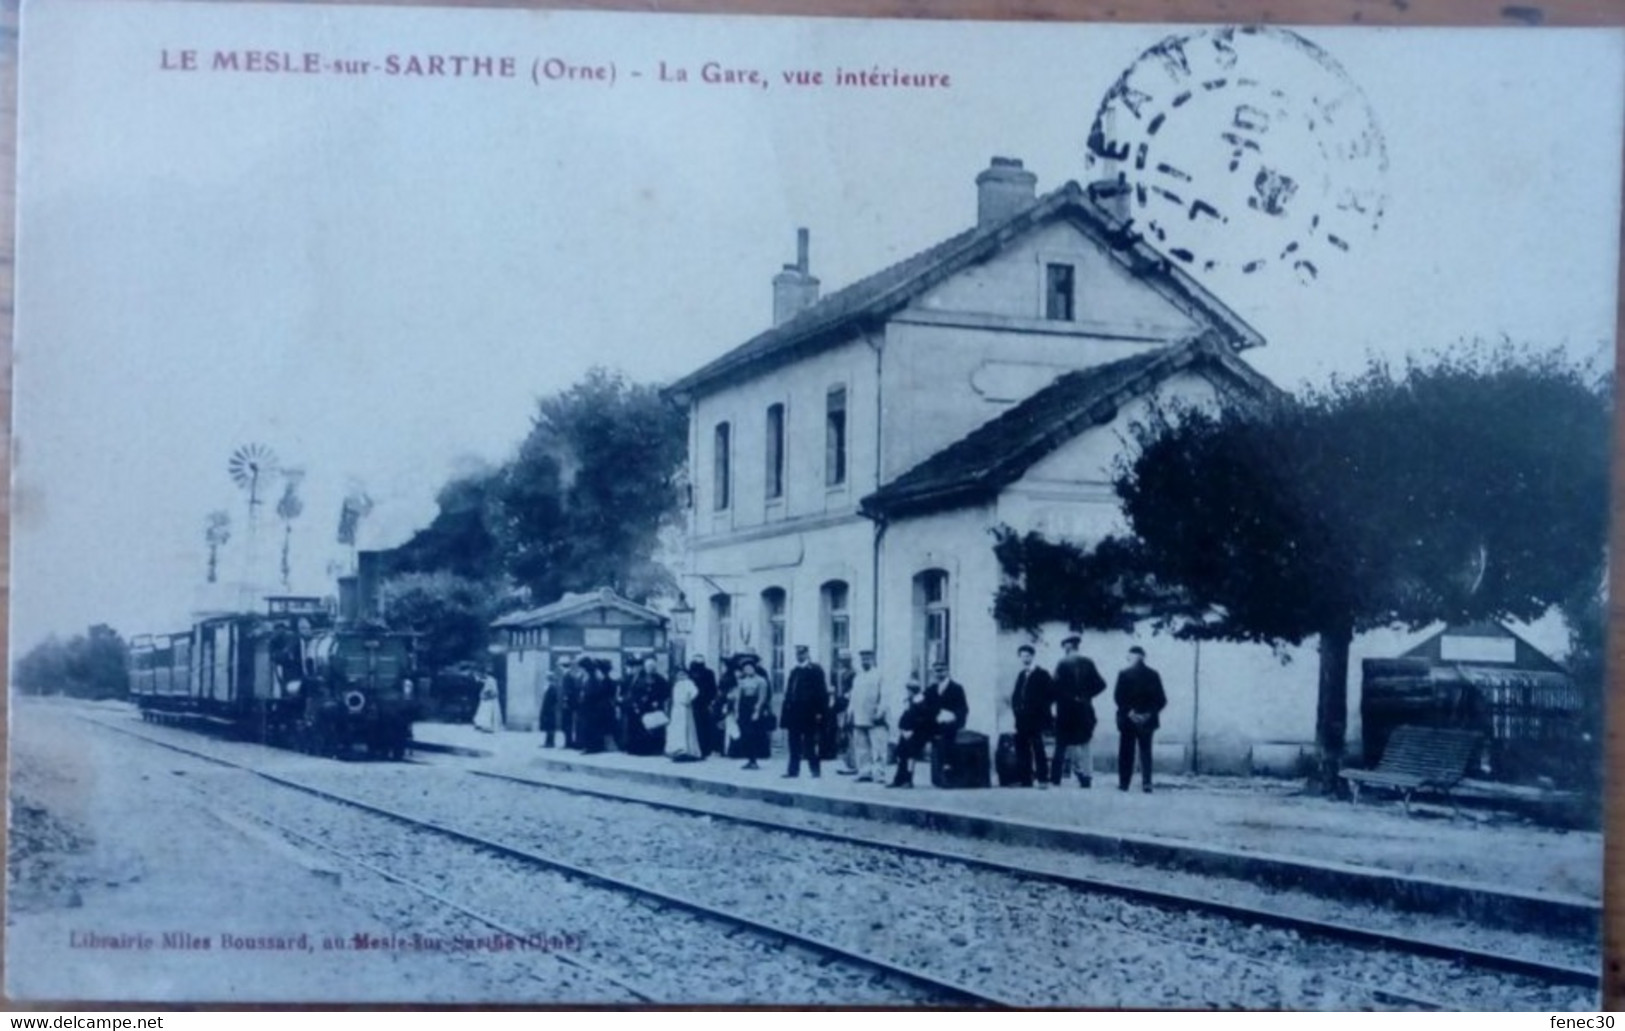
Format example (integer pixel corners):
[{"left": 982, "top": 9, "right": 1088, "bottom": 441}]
[
  {"left": 471, "top": 674, "right": 501, "bottom": 733},
  {"left": 664, "top": 669, "right": 702, "bottom": 762}
]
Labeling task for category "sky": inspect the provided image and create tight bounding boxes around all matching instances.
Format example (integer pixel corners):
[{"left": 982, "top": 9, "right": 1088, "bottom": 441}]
[{"left": 11, "top": 2, "right": 1624, "bottom": 651}]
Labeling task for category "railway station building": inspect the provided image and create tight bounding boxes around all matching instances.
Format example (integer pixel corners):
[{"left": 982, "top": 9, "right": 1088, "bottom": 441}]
[{"left": 666, "top": 158, "right": 1425, "bottom": 776}]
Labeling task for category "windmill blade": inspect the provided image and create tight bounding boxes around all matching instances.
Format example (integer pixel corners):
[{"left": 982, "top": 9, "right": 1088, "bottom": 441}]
[{"left": 228, "top": 443, "right": 280, "bottom": 489}]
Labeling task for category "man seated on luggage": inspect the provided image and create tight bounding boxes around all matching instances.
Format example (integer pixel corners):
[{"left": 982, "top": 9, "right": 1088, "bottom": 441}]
[{"left": 889, "top": 660, "right": 968, "bottom": 788}]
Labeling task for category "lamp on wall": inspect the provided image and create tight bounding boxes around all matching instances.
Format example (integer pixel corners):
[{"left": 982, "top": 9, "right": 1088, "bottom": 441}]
[{"left": 670, "top": 593, "right": 695, "bottom": 637}]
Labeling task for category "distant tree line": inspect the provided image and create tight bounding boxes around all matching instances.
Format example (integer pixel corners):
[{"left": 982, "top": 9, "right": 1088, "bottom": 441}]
[{"left": 13, "top": 624, "right": 130, "bottom": 699}]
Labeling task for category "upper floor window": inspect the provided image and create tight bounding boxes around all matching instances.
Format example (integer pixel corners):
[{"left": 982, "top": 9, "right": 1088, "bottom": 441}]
[
  {"left": 825, "top": 386, "right": 848, "bottom": 487},
  {"left": 1045, "top": 263, "right": 1075, "bottom": 321},
  {"left": 713, "top": 422, "right": 731, "bottom": 511},
  {"left": 765, "top": 403, "right": 786, "bottom": 500}
]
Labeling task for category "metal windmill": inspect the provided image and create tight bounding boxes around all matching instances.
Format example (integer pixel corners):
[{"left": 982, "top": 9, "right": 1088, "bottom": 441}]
[
  {"left": 228, "top": 443, "right": 279, "bottom": 605},
  {"left": 203, "top": 510, "right": 231, "bottom": 584},
  {"left": 275, "top": 468, "right": 306, "bottom": 590}
]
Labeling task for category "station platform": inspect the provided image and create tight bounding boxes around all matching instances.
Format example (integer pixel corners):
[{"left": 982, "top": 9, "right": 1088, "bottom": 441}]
[{"left": 410, "top": 720, "right": 1601, "bottom": 931}]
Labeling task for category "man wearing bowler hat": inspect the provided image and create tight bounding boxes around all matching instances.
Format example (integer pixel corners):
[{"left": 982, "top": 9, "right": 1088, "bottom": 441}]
[
  {"left": 781, "top": 644, "right": 829, "bottom": 778},
  {"left": 1114, "top": 646, "right": 1167, "bottom": 793}
]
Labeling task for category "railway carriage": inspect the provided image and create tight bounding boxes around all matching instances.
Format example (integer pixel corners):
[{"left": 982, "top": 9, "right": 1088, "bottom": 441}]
[{"left": 130, "top": 596, "right": 419, "bottom": 759}]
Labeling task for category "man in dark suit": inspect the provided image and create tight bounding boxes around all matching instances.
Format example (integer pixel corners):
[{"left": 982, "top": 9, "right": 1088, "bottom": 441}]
[
  {"left": 1115, "top": 646, "right": 1167, "bottom": 793},
  {"left": 1009, "top": 644, "right": 1053, "bottom": 787},
  {"left": 560, "top": 655, "right": 589, "bottom": 750},
  {"left": 781, "top": 645, "right": 829, "bottom": 778},
  {"left": 1052, "top": 635, "right": 1108, "bottom": 788},
  {"left": 890, "top": 661, "right": 968, "bottom": 788}
]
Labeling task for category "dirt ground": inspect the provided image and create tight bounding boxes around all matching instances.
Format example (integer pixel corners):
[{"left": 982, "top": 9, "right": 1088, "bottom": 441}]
[{"left": 5, "top": 701, "right": 573, "bottom": 1003}]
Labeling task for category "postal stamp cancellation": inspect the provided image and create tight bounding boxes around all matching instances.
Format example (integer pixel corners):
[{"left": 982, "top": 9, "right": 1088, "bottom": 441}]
[{"left": 1087, "top": 26, "right": 1389, "bottom": 286}]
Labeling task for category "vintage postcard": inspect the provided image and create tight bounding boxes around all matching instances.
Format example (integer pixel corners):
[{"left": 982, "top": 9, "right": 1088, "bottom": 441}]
[{"left": 8, "top": 0, "right": 1622, "bottom": 1008}]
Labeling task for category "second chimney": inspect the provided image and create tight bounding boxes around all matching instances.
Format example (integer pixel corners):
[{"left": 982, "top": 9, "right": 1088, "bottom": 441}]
[
  {"left": 772, "top": 228, "right": 821, "bottom": 326},
  {"left": 976, "top": 157, "right": 1038, "bottom": 227}
]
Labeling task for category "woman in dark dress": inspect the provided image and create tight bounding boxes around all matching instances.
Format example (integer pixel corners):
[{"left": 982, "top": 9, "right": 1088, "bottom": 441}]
[
  {"left": 579, "top": 659, "right": 614, "bottom": 754},
  {"left": 730, "top": 658, "right": 772, "bottom": 770}
]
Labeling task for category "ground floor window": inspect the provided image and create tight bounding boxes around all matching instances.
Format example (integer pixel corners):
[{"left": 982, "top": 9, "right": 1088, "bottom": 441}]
[
  {"left": 821, "top": 580, "right": 850, "bottom": 675},
  {"left": 710, "top": 593, "right": 732, "bottom": 661},
  {"left": 762, "top": 587, "right": 787, "bottom": 694},
  {"left": 914, "top": 569, "right": 951, "bottom": 679}
]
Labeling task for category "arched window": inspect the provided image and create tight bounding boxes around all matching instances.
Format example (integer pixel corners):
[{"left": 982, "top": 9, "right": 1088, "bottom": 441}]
[
  {"left": 820, "top": 580, "right": 850, "bottom": 674},
  {"left": 913, "top": 569, "right": 951, "bottom": 677},
  {"left": 761, "top": 587, "right": 788, "bottom": 694},
  {"left": 709, "top": 592, "right": 732, "bottom": 662}
]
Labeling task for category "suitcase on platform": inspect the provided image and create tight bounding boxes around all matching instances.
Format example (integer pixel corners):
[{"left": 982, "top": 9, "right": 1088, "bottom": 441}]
[
  {"left": 931, "top": 730, "right": 992, "bottom": 789},
  {"left": 995, "top": 733, "right": 1021, "bottom": 786}
]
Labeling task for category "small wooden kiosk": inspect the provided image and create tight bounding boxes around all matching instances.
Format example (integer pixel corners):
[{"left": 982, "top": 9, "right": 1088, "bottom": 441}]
[{"left": 490, "top": 588, "right": 670, "bottom": 730}]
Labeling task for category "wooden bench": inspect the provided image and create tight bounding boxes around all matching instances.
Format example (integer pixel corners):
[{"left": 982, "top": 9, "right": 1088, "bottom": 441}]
[{"left": 1340, "top": 725, "right": 1482, "bottom": 812}]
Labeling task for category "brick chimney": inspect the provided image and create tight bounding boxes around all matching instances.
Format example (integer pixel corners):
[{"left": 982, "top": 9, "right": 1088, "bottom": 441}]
[
  {"left": 975, "top": 157, "right": 1037, "bottom": 227},
  {"left": 1086, "top": 108, "right": 1133, "bottom": 225},
  {"left": 772, "top": 228, "right": 820, "bottom": 326}
]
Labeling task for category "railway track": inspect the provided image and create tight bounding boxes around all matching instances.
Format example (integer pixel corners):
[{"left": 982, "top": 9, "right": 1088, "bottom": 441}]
[
  {"left": 469, "top": 766, "right": 1600, "bottom": 992},
  {"left": 79, "top": 712, "right": 1596, "bottom": 1008},
  {"left": 79, "top": 715, "right": 1016, "bottom": 1006}
]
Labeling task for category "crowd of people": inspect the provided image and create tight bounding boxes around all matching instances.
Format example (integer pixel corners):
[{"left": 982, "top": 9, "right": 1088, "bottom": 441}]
[{"left": 521, "top": 637, "right": 1168, "bottom": 792}]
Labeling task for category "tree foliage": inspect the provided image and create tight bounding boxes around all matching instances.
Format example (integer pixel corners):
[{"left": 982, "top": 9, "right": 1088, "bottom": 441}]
[
  {"left": 14, "top": 624, "right": 130, "bottom": 699},
  {"left": 1115, "top": 346, "right": 1609, "bottom": 642},
  {"left": 378, "top": 572, "right": 506, "bottom": 672},
  {"left": 377, "top": 366, "right": 687, "bottom": 666},
  {"left": 994, "top": 344, "right": 1611, "bottom": 789},
  {"left": 490, "top": 367, "right": 687, "bottom": 604}
]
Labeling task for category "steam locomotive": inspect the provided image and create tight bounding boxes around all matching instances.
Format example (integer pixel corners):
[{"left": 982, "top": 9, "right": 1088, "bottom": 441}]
[{"left": 129, "top": 595, "right": 419, "bottom": 759}]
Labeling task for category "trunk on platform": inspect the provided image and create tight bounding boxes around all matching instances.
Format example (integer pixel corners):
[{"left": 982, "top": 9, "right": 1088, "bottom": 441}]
[{"left": 1313, "top": 621, "right": 1354, "bottom": 794}]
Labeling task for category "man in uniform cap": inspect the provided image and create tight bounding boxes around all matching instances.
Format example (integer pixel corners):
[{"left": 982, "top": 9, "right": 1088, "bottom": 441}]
[
  {"left": 1009, "top": 643, "right": 1054, "bottom": 787},
  {"left": 780, "top": 644, "right": 829, "bottom": 778},
  {"left": 847, "top": 649, "right": 887, "bottom": 782},
  {"left": 1051, "top": 634, "right": 1107, "bottom": 788},
  {"left": 1115, "top": 646, "right": 1168, "bottom": 792}
]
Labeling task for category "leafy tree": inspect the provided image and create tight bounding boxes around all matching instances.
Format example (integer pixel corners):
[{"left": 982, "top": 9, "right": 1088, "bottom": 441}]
[
  {"left": 13, "top": 636, "right": 71, "bottom": 696},
  {"left": 14, "top": 624, "right": 130, "bottom": 699},
  {"left": 1558, "top": 576, "right": 1608, "bottom": 814},
  {"left": 378, "top": 571, "right": 506, "bottom": 672},
  {"left": 490, "top": 367, "right": 687, "bottom": 603},
  {"left": 995, "top": 345, "right": 1610, "bottom": 791}
]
